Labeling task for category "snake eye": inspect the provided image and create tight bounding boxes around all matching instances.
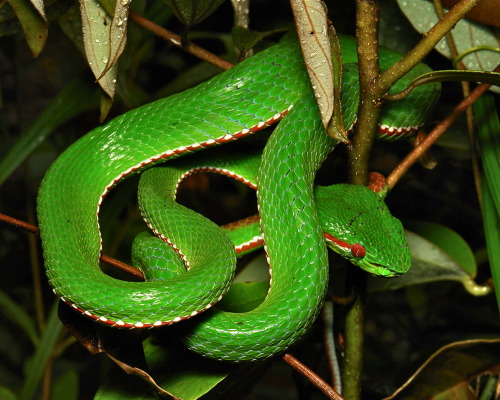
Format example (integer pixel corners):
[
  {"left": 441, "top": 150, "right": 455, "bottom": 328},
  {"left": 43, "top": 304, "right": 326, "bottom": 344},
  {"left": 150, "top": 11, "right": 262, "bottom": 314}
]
[{"left": 351, "top": 243, "right": 366, "bottom": 258}]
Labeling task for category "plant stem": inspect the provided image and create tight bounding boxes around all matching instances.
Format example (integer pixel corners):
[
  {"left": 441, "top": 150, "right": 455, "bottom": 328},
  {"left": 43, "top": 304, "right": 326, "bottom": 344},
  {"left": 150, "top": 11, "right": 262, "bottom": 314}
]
[
  {"left": 377, "top": 0, "right": 481, "bottom": 93},
  {"left": 343, "top": 4, "right": 482, "bottom": 395},
  {"left": 28, "top": 206, "right": 45, "bottom": 332},
  {"left": 432, "top": 0, "right": 482, "bottom": 207},
  {"left": 478, "top": 374, "right": 498, "bottom": 400},
  {"left": 282, "top": 353, "right": 344, "bottom": 400},
  {"left": 343, "top": 2, "right": 380, "bottom": 399},
  {"left": 341, "top": 281, "right": 365, "bottom": 400},
  {"left": 0, "top": 213, "right": 144, "bottom": 280},
  {"left": 128, "top": 11, "right": 234, "bottom": 71},
  {"left": 387, "top": 74, "right": 497, "bottom": 189},
  {"left": 348, "top": 0, "right": 380, "bottom": 185}
]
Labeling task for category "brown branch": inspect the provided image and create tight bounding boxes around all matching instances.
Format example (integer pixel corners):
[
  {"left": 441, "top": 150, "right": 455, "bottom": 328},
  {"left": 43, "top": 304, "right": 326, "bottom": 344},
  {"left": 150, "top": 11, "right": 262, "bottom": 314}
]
[
  {"left": 433, "top": 0, "right": 482, "bottom": 207},
  {"left": 101, "top": 255, "right": 144, "bottom": 280},
  {"left": 342, "top": 1, "right": 379, "bottom": 399},
  {"left": 387, "top": 72, "right": 498, "bottom": 189},
  {"left": 282, "top": 353, "right": 344, "bottom": 400},
  {"left": 27, "top": 207, "right": 46, "bottom": 331},
  {"left": 0, "top": 213, "right": 144, "bottom": 280},
  {"left": 348, "top": 0, "right": 380, "bottom": 185},
  {"left": 0, "top": 213, "right": 39, "bottom": 234},
  {"left": 128, "top": 11, "right": 234, "bottom": 71},
  {"left": 377, "top": 0, "right": 481, "bottom": 93}
]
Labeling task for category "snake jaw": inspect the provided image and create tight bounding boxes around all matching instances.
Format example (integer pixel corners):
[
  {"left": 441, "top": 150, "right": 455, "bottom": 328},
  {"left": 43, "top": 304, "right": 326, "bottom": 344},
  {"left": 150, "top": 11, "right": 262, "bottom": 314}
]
[
  {"left": 347, "top": 255, "right": 398, "bottom": 278},
  {"left": 359, "top": 260, "right": 400, "bottom": 278}
]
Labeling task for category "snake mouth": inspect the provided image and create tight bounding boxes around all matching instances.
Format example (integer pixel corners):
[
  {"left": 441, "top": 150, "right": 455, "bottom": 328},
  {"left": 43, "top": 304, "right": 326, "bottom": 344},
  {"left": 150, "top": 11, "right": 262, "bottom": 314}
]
[{"left": 362, "top": 261, "right": 400, "bottom": 278}]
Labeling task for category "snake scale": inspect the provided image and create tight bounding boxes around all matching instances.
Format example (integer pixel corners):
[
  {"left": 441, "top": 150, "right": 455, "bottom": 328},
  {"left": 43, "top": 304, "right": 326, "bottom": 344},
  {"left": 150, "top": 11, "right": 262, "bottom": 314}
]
[{"left": 37, "top": 33, "right": 440, "bottom": 361}]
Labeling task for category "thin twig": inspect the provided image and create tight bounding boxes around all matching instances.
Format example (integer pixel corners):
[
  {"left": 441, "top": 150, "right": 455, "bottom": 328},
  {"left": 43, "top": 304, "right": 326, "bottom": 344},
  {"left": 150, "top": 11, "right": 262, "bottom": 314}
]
[
  {"left": 101, "top": 255, "right": 144, "bottom": 280},
  {"left": 348, "top": 0, "right": 381, "bottom": 185},
  {"left": 342, "top": 1, "right": 379, "bottom": 399},
  {"left": 27, "top": 206, "right": 45, "bottom": 331},
  {"left": 128, "top": 11, "right": 234, "bottom": 71},
  {"left": 0, "top": 213, "right": 144, "bottom": 280},
  {"left": 432, "top": 0, "right": 482, "bottom": 207},
  {"left": 387, "top": 74, "right": 498, "bottom": 189},
  {"left": 282, "top": 353, "right": 344, "bottom": 400},
  {"left": 41, "top": 358, "right": 53, "bottom": 400},
  {"left": 322, "top": 301, "right": 342, "bottom": 393},
  {"left": 0, "top": 213, "right": 39, "bottom": 234},
  {"left": 377, "top": 0, "right": 481, "bottom": 93}
]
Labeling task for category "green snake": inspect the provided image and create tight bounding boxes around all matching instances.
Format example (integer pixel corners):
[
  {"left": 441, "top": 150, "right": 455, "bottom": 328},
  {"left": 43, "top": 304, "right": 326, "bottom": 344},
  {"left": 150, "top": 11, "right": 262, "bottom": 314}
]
[{"left": 37, "top": 33, "right": 440, "bottom": 362}]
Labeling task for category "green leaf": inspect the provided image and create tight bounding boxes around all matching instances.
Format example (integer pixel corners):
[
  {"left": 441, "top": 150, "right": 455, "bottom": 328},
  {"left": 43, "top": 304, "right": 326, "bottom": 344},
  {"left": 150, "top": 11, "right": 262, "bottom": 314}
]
[
  {"left": 0, "top": 0, "right": 72, "bottom": 37},
  {"left": 233, "top": 252, "right": 269, "bottom": 283},
  {"left": 0, "top": 386, "right": 18, "bottom": 400},
  {"left": 475, "top": 95, "right": 500, "bottom": 210},
  {"left": 95, "top": 338, "right": 263, "bottom": 400},
  {"left": 0, "top": 290, "right": 39, "bottom": 346},
  {"left": 431, "top": 382, "right": 476, "bottom": 400},
  {"left": 20, "top": 302, "right": 64, "bottom": 400},
  {"left": 79, "top": 0, "right": 127, "bottom": 103},
  {"left": 7, "top": 0, "right": 47, "bottom": 56},
  {"left": 291, "top": 0, "right": 337, "bottom": 133},
  {"left": 217, "top": 281, "right": 268, "bottom": 312},
  {"left": 78, "top": 0, "right": 131, "bottom": 119},
  {"left": 0, "top": 76, "right": 98, "bottom": 186},
  {"left": 104, "top": 0, "right": 129, "bottom": 80},
  {"left": 29, "top": 0, "right": 46, "bottom": 19},
  {"left": 476, "top": 95, "right": 500, "bottom": 314},
  {"left": 51, "top": 369, "right": 79, "bottom": 400},
  {"left": 162, "top": 0, "right": 226, "bottom": 28},
  {"left": 99, "top": 90, "right": 114, "bottom": 123},
  {"left": 231, "top": 26, "right": 285, "bottom": 52},
  {"left": 477, "top": 375, "right": 498, "bottom": 400},
  {"left": 397, "top": 0, "right": 500, "bottom": 92},
  {"left": 379, "top": 0, "right": 423, "bottom": 54},
  {"left": 97, "top": 0, "right": 115, "bottom": 15},
  {"left": 482, "top": 181, "right": 500, "bottom": 312},
  {"left": 57, "top": 2, "right": 85, "bottom": 54},
  {"left": 384, "top": 339, "right": 500, "bottom": 400},
  {"left": 405, "top": 221, "right": 476, "bottom": 276}
]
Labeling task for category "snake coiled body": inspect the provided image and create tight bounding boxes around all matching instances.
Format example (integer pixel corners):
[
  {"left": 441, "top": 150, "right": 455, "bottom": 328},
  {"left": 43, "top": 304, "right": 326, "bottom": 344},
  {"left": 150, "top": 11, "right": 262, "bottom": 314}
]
[{"left": 37, "top": 34, "right": 440, "bottom": 361}]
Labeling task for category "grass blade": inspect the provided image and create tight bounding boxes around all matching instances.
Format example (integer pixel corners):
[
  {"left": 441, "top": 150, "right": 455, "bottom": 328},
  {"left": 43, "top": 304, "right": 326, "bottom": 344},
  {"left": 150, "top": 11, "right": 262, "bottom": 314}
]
[{"left": 0, "top": 76, "right": 98, "bottom": 186}]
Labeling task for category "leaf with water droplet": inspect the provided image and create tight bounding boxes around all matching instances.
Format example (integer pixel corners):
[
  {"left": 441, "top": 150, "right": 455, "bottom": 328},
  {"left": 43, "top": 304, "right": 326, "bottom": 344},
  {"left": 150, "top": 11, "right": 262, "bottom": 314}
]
[
  {"left": 28, "top": 0, "right": 46, "bottom": 21},
  {"left": 162, "top": 0, "right": 226, "bottom": 29},
  {"left": 8, "top": 0, "right": 48, "bottom": 57},
  {"left": 231, "top": 0, "right": 250, "bottom": 30},
  {"left": 397, "top": 0, "right": 500, "bottom": 93},
  {"left": 80, "top": 0, "right": 117, "bottom": 103},
  {"left": 104, "top": 0, "right": 130, "bottom": 83},
  {"left": 291, "top": 0, "right": 341, "bottom": 136},
  {"left": 231, "top": 25, "right": 287, "bottom": 53}
]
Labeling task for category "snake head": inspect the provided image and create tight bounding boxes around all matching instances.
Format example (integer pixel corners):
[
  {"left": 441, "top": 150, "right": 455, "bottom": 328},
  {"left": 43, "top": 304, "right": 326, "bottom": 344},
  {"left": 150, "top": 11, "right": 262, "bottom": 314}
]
[{"left": 315, "top": 184, "right": 411, "bottom": 277}]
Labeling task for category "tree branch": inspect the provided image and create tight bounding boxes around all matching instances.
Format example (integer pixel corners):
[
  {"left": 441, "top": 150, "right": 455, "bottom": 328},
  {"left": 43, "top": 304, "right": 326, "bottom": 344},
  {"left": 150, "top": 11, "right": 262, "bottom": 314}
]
[
  {"left": 0, "top": 213, "right": 144, "bottom": 280},
  {"left": 387, "top": 71, "right": 498, "bottom": 189},
  {"left": 282, "top": 353, "right": 344, "bottom": 400},
  {"left": 128, "top": 11, "right": 234, "bottom": 71},
  {"left": 377, "top": 0, "right": 481, "bottom": 93}
]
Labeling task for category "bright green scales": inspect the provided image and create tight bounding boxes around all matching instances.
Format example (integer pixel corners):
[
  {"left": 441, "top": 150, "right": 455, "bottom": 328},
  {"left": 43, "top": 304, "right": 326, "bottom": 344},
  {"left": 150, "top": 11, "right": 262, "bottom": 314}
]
[{"left": 37, "top": 34, "right": 440, "bottom": 361}]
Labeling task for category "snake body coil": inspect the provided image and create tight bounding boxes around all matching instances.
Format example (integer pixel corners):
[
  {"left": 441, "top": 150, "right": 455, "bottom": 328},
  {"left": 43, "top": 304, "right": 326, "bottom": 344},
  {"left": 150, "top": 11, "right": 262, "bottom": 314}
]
[{"left": 37, "top": 34, "right": 440, "bottom": 361}]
